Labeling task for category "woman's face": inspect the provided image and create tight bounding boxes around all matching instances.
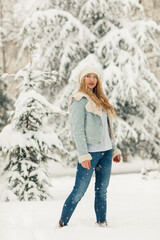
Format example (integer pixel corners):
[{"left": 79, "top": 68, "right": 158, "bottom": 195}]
[{"left": 84, "top": 73, "right": 98, "bottom": 90}]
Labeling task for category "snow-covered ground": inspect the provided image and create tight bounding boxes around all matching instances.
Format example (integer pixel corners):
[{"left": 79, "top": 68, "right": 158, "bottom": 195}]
[{"left": 0, "top": 173, "right": 160, "bottom": 240}]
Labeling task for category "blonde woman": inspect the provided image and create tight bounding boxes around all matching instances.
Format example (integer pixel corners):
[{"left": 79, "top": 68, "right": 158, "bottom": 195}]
[{"left": 58, "top": 65, "right": 121, "bottom": 228}]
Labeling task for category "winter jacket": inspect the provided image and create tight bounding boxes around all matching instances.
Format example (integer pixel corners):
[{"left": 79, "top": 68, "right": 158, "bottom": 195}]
[{"left": 69, "top": 91, "right": 121, "bottom": 163}]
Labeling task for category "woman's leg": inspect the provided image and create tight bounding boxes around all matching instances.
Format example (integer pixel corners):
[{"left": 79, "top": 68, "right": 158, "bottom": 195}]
[
  {"left": 59, "top": 156, "right": 98, "bottom": 227},
  {"left": 94, "top": 149, "right": 112, "bottom": 223}
]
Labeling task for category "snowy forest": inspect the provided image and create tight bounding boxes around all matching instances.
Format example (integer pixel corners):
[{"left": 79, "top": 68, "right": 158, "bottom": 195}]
[{"left": 0, "top": 0, "right": 160, "bottom": 238}]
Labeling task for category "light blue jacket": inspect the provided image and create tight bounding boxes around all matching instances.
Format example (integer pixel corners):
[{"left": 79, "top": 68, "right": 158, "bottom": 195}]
[{"left": 69, "top": 91, "right": 121, "bottom": 163}]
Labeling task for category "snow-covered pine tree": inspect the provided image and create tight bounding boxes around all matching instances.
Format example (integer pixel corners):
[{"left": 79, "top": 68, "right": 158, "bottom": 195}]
[
  {"left": 18, "top": 6, "right": 96, "bottom": 101},
  {"left": 16, "top": 0, "right": 160, "bottom": 164},
  {"left": 93, "top": 1, "right": 160, "bottom": 162},
  {"left": 0, "top": 64, "right": 67, "bottom": 201}
]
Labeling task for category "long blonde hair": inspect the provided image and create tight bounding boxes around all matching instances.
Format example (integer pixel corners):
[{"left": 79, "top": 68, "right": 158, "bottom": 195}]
[{"left": 69, "top": 76, "right": 117, "bottom": 118}]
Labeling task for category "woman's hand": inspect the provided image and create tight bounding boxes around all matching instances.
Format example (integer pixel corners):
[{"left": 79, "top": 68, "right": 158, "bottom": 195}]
[
  {"left": 113, "top": 154, "right": 121, "bottom": 163},
  {"left": 81, "top": 160, "right": 91, "bottom": 169}
]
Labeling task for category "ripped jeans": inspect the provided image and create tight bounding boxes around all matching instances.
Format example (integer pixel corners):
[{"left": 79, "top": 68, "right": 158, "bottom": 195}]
[{"left": 59, "top": 149, "right": 112, "bottom": 226}]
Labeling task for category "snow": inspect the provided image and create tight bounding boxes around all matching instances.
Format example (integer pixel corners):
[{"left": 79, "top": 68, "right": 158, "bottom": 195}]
[
  {"left": 0, "top": 173, "right": 160, "bottom": 240},
  {"left": 0, "top": 125, "right": 64, "bottom": 153},
  {"left": 14, "top": 89, "right": 67, "bottom": 117}
]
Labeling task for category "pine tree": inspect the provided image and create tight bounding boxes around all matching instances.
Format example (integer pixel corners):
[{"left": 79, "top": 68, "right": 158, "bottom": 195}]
[
  {"left": 94, "top": 2, "right": 160, "bottom": 162},
  {"left": 18, "top": 5, "right": 96, "bottom": 101},
  {"left": 0, "top": 64, "right": 67, "bottom": 201}
]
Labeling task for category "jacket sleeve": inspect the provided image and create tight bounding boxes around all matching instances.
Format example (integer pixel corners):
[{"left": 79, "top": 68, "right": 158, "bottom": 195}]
[
  {"left": 107, "top": 116, "right": 121, "bottom": 159},
  {"left": 112, "top": 141, "right": 121, "bottom": 159},
  {"left": 69, "top": 97, "right": 92, "bottom": 163}
]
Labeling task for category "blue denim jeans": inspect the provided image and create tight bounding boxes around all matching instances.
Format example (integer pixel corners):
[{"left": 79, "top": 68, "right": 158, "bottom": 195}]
[{"left": 59, "top": 149, "right": 112, "bottom": 226}]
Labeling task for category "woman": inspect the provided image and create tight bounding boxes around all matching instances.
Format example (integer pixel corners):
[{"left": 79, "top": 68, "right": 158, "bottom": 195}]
[{"left": 58, "top": 65, "right": 121, "bottom": 228}]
